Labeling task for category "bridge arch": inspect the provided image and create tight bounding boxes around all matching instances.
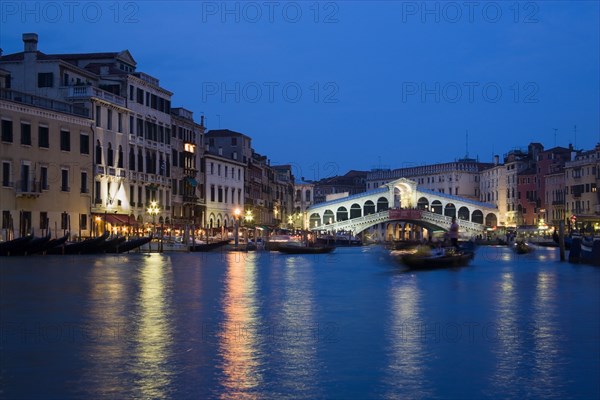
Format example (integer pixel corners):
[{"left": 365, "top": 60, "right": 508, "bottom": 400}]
[
  {"left": 431, "top": 200, "right": 442, "bottom": 214},
  {"left": 350, "top": 203, "right": 361, "bottom": 219},
  {"left": 444, "top": 203, "right": 456, "bottom": 218},
  {"left": 309, "top": 213, "right": 321, "bottom": 228},
  {"left": 364, "top": 200, "right": 375, "bottom": 216},
  {"left": 337, "top": 206, "right": 348, "bottom": 221},
  {"left": 457, "top": 206, "right": 470, "bottom": 221},
  {"left": 377, "top": 197, "right": 389, "bottom": 212},
  {"left": 392, "top": 181, "right": 415, "bottom": 208},
  {"left": 485, "top": 213, "right": 498, "bottom": 227},
  {"left": 417, "top": 197, "right": 429, "bottom": 210},
  {"left": 472, "top": 210, "right": 484, "bottom": 224},
  {"left": 323, "top": 210, "right": 335, "bottom": 225}
]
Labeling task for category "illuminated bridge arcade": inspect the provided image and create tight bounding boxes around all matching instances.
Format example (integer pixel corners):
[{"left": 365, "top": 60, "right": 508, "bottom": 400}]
[{"left": 307, "top": 178, "right": 499, "bottom": 241}]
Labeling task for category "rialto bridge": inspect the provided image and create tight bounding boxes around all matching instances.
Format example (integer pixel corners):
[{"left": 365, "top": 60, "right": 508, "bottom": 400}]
[{"left": 307, "top": 178, "right": 499, "bottom": 241}]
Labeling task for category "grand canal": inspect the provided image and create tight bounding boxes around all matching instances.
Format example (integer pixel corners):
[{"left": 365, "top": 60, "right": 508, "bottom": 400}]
[{"left": 1, "top": 246, "right": 598, "bottom": 399}]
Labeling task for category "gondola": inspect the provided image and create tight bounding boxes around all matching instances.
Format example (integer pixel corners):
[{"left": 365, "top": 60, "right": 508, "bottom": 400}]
[
  {"left": 512, "top": 241, "right": 534, "bottom": 254},
  {"left": 47, "top": 232, "right": 109, "bottom": 255},
  {"left": 100, "top": 236, "right": 127, "bottom": 253},
  {"left": 400, "top": 249, "right": 474, "bottom": 269},
  {"left": 189, "top": 239, "right": 231, "bottom": 252},
  {"left": 40, "top": 233, "right": 70, "bottom": 254},
  {"left": 0, "top": 236, "right": 33, "bottom": 256},
  {"left": 10, "top": 233, "right": 51, "bottom": 256},
  {"left": 107, "top": 236, "right": 152, "bottom": 254},
  {"left": 277, "top": 243, "right": 335, "bottom": 254},
  {"left": 82, "top": 235, "right": 126, "bottom": 254}
]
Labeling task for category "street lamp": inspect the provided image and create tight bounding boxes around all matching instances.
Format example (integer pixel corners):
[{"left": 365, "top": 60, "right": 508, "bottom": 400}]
[
  {"left": 147, "top": 201, "right": 160, "bottom": 251},
  {"left": 234, "top": 207, "right": 241, "bottom": 247}
]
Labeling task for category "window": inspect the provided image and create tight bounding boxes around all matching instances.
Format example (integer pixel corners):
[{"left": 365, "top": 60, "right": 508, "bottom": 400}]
[
  {"left": 80, "top": 214, "right": 87, "bottom": 230},
  {"left": 95, "top": 141, "right": 102, "bottom": 165},
  {"left": 40, "top": 166, "right": 48, "bottom": 190},
  {"left": 37, "top": 72, "right": 53, "bottom": 88},
  {"left": 137, "top": 88, "right": 144, "bottom": 104},
  {"left": 96, "top": 106, "right": 101, "bottom": 127},
  {"left": 129, "top": 85, "right": 134, "bottom": 101},
  {"left": 231, "top": 137, "right": 237, "bottom": 146},
  {"left": 95, "top": 181, "right": 101, "bottom": 204},
  {"left": 20, "top": 123, "right": 31, "bottom": 145},
  {"left": 38, "top": 126, "right": 49, "bottom": 148},
  {"left": 210, "top": 185, "right": 215, "bottom": 202},
  {"left": 2, "top": 162, "right": 10, "bottom": 187},
  {"left": 60, "top": 130, "right": 70, "bottom": 151},
  {"left": 118, "top": 113, "right": 122, "bottom": 133},
  {"left": 81, "top": 171, "right": 88, "bottom": 193},
  {"left": 129, "top": 116, "right": 134, "bottom": 134},
  {"left": 172, "top": 150, "right": 178, "bottom": 167},
  {"left": 129, "top": 148, "right": 135, "bottom": 170},
  {"left": 1, "top": 211, "right": 10, "bottom": 229},
  {"left": 107, "top": 143, "right": 114, "bottom": 166},
  {"left": 61, "top": 169, "right": 69, "bottom": 192},
  {"left": 118, "top": 146, "right": 123, "bottom": 168},
  {"left": 136, "top": 117, "right": 143, "bottom": 137},
  {"left": 172, "top": 178, "right": 178, "bottom": 195},
  {"left": 61, "top": 212, "right": 68, "bottom": 230},
  {"left": 40, "top": 212, "right": 48, "bottom": 230},
  {"left": 107, "top": 109, "right": 112, "bottom": 130},
  {"left": 1, "top": 120, "right": 13, "bottom": 142},
  {"left": 137, "top": 150, "right": 143, "bottom": 172},
  {"left": 80, "top": 133, "right": 89, "bottom": 154}
]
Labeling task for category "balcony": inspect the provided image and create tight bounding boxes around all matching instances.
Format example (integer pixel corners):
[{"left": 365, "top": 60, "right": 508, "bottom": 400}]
[
  {"left": 108, "top": 167, "right": 116, "bottom": 176},
  {"left": 96, "top": 165, "right": 105, "bottom": 175},
  {"left": 1, "top": 88, "right": 89, "bottom": 117},
  {"left": 65, "top": 86, "right": 126, "bottom": 107},
  {"left": 15, "top": 180, "right": 41, "bottom": 197}
]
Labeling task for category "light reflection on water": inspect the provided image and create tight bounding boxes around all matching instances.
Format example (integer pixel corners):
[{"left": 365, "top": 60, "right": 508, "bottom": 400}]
[
  {"left": 0, "top": 247, "right": 598, "bottom": 399},
  {"left": 132, "top": 254, "right": 175, "bottom": 399},
  {"left": 382, "top": 275, "right": 432, "bottom": 399},
  {"left": 217, "top": 252, "right": 262, "bottom": 399}
]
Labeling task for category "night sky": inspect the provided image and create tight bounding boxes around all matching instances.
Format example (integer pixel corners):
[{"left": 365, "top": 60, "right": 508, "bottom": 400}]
[{"left": 1, "top": 1, "right": 598, "bottom": 179}]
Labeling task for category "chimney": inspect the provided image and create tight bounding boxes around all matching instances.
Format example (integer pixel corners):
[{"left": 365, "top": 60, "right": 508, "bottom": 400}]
[
  {"left": 200, "top": 115, "right": 205, "bottom": 127},
  {"left": 23, "top": 33, "right": 38, "bottom": 52},
  {"left": 494, "top": 155, "right": 499, "bottom": 166}
]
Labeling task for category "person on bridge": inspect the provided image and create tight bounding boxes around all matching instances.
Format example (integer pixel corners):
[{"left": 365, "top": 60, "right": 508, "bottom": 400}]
[{"left": 449, "top": 216, "right": 460, "bottom": 251}]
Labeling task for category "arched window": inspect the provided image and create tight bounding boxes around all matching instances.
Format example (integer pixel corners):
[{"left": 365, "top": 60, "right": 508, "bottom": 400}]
[
  {"left": 107, "top": 143, "right": 114, "bottom": 166},
  {"left": 129, "top": 147, "right": 135, "bottom": 170},
  {"left": 118, "top": 145, "right": 124, "bottom": 168},
  {"left": 146, "top": 150, "right": 152, "bottom": 173},
  {"left": 95, "top": 140, "right": 102, "bottom": 165},
  {"left": 137, "top": 149, "right": 143, "bottom": 172}
]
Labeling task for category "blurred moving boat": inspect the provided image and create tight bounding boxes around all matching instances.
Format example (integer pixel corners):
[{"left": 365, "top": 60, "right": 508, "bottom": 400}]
[
  {"left": 277, "top": 242, "right": 335, "bottom": 254},
  {"left": 512, "top": 241, "right": 535, "bottom": 254},
  {"left": 398, "top": 242, "right": 476, "bottom": 270}
]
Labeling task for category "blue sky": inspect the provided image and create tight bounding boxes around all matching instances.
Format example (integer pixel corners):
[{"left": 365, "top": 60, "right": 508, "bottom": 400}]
[{"left": 1, "top": 1, "right": 598, "bottom": 179}]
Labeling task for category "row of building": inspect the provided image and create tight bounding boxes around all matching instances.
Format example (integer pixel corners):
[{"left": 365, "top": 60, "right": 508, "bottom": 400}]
[
  {"left": 363, "top": 142, "right": 599, "bottom": 231},
  {"left": 1, "top": 34, "right": 598, "bottom": 240},
  {"left": 0, "top": 34, "right": 301, "bottom": 240}
]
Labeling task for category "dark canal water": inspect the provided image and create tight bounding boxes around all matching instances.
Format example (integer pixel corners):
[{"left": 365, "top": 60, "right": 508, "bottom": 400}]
[{"left": 1, "top": 246, "right": 599, "bottom": 399}]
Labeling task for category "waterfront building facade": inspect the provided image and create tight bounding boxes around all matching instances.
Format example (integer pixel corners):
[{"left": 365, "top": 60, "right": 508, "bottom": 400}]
[
  {"left": 171, "top": 108, "right": 205, "bottom": 227},
  {"left": 315, "top": 170, "right": 367, "bottom": 204},
  {"left": 293, "top": 179, "right": 315, "bottom": 229},
  {"left": 367, "top": 160, "right": 488, "bottom": 202},
  {"left": 478, "top": 156, "right": 507, "bottom": 227},
  {"left": 564, "top": 144, "right": 600, "bottom": 231},
  {"left": 0, "top": 90, "right": 92, "bottom": 240},
  {"left": 202, "top": 152, "right": 245, "bottom": 233}
]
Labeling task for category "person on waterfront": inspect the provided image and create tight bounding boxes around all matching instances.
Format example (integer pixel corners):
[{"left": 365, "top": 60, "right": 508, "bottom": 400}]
[{"left": 449, "top": 216, "right": 460, "bottom": 251}]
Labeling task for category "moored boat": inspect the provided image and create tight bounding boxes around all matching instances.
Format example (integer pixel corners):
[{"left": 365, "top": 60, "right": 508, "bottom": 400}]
[
  {"left": 277, "top": 243, "right": 335, "bottom": 254},
  {"left": 47, "top": 232, "right": 109, "bottom": 255},
  {"left": 11, "top": 233, "right": 51, "bottom": 256},
  {"left": 189, "top": 239, "right": 231, "bottom": 252},
  {"left": 107, "top": 236, "right": 152, "bottom": 253},
  {"left": 0, "top": 236, "right": 33, "bottom": 256}
]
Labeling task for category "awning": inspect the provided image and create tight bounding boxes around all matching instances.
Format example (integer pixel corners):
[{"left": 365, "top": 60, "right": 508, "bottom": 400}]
[{"left": 94, "top": 213, "right": 135, "bottom": 225}]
